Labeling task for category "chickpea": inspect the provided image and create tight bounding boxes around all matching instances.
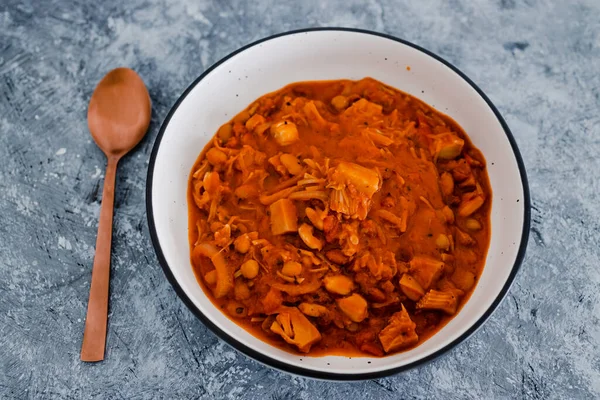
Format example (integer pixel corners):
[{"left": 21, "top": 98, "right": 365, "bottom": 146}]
[
  {"left": 226, "top": 300, "right": 247, "bottom": 318},
  {"left": 245, "top": 114, "right": 266, "bottom": 131},
  {"left": 204, "top": 270, "right": 217, "bottom": 285},
  {"left": 217, "top": 123, "right": 232, "bottom": 142},
  {"left": 240, "top": 260, "right": 259, "bottom": 279},
  {"left": 210, "top": 221, "right": 223, "bottom": 232},
  {"left": 465, "top": 218, "right": 482, "bottom": 231},
  {"left": 435, "top": 134, "right": 464, "bottom": 160},
  {"left": 203, "top": 171, "right": 220, "bottom": 195},
  {"left": 206, "top": 148, "right": 227, "bottom": 166},
  {"left": 281, "top": 261, "right": 302, "bottom": 277},
  {"left": 233, "top": 109, "right": 251, "bottom": 124},
  {"left": 279, "top": 154, "right": 303, "bottom": 175},
  {"left": 325, "top": 249, "right": 349, "bottom": 265},
  {"left": 336, "top": 293, "right": 368, "bottom": 323},
  {"left": 248, "top": 102, "right": 259, "bottom": 116},
  {"left": 331, "top": 95, "right": 349, "bottom": 111},
  {"left": 234, "top": 184, "right": 258, "bottom": 199},
  {"left": 298, "top": 302, "right": 328, "bottom": 317},
  {"left": 298, "top": 223, "right": 323, "bottom": 251},
  {"left": 346, "top": 322, "right": 360, "bottom": 332},
  {"left": 323, "top": 275, "right": 354, "bottom": 295},
  {"left": 381, "top": 196, "right": 395, "bottom": 208},
  {"left": 270, "top": 120, "right": 299, "bottom": 146},
  {"left": 436, "top": 234, "right": 450, "bottom": 250},
  {"left": 305, "top": 207, "right": 325, "bottom": 230},
  {"left": 234, "top": 234, "right": 251, "bottom": 254},
  {"left": 441, "top": 205, "right": 455, "bottom": 224},
  {"left": 439, "top": 172, "right": 454, "bottom": 197},
  {"left": 234, "top": 280, "right": 251, "bottom": 300},
  {"left": 301, "top": 256, "right": 313, "bottom": 269}
]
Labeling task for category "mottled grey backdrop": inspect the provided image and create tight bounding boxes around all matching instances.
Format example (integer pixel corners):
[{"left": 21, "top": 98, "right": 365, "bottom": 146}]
[{"left": 1, "top": 0, "right": 599, "bottom": 399}]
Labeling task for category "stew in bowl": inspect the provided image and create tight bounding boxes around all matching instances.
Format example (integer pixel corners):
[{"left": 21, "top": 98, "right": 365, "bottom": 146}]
[{"left": 188, "top": 77, "right": 491, "bottom": 357}]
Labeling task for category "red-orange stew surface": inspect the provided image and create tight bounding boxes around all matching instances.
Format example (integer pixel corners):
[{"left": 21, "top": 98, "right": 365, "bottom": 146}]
[{"left": 188, "top": 78, "right": 491, "bottom": 356}]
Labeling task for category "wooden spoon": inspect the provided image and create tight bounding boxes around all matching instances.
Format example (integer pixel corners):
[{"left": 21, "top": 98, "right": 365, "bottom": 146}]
[{"left": 81, "top": 68, "right": 151, "bottom": 362}]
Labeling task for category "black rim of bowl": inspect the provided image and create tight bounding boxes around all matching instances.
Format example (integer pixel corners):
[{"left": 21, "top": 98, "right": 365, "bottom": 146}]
[{"left": 146, "top": 27, "right": 531, "bottom": 381}]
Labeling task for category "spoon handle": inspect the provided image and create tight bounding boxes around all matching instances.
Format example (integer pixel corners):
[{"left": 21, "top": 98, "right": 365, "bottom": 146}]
[{"left": 81, "top": 156, "right": 119, "bottom": 362}]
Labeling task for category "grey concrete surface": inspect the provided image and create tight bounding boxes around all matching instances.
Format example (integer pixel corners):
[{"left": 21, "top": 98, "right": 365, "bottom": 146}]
[{"left": 1, "top": 0, "right": 599, "bottom": 398}]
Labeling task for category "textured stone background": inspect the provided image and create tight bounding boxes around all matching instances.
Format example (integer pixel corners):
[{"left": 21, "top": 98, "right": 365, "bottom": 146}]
[{"left": 1, "top": 0, "right": 599, "bottom": 398}]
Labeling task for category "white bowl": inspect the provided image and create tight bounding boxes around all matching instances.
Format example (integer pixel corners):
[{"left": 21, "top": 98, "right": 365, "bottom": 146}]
[{"left": 146, "top": 28, "right": 530, "bottom": 380}]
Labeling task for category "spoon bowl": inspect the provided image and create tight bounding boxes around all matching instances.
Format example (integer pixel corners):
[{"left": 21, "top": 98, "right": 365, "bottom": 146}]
[{"left": 87, "top": 68, "right": 151, "bottom": 157}]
